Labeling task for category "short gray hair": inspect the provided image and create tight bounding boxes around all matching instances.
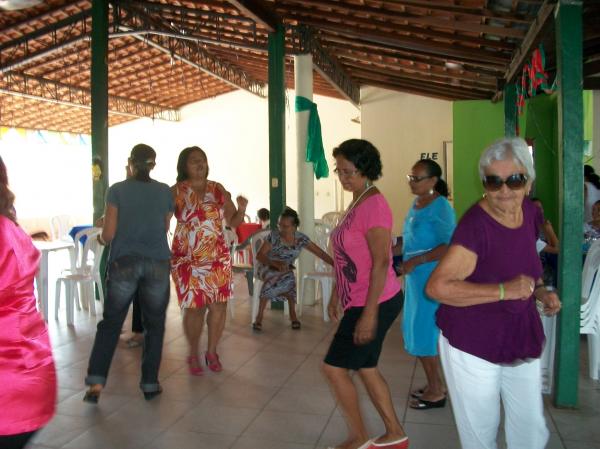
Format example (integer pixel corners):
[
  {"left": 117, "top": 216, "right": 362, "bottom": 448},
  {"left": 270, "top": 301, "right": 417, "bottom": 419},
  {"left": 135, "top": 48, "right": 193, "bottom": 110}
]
[{"left": 479, "top": 137, "right": 535, "bottom": 182}]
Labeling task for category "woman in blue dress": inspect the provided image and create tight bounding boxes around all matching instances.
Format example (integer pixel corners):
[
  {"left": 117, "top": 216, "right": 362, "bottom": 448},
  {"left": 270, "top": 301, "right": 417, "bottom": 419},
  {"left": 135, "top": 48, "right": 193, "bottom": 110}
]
[
  {"left": 253, "top": 207, "right": 333, "bottom": 331},
  {"left": 400, "top": 159, "right": 455, "bottom": 409}
]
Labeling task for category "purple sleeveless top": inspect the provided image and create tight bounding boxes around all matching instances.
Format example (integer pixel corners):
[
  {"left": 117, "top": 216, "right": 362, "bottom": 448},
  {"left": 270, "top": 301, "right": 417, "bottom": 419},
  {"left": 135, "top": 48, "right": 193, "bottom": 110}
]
[{"left": 436, "top": 198, "right": 545, "bottom": 363}]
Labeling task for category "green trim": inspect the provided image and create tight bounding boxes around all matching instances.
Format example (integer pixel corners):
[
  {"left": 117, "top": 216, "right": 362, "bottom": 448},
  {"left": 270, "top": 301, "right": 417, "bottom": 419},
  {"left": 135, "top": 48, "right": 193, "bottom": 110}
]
[
  {"left": 504, "top": 83, "right": 517, "bottom": 137},
  {"left": 91, "top": 0, "right": 109, "bottom": 223},
  {"left": 268, "top": 24, "right": 286, "bottom": 229},
  {"left": 554, "top": 0, "right": 583, "bottom": 408}
]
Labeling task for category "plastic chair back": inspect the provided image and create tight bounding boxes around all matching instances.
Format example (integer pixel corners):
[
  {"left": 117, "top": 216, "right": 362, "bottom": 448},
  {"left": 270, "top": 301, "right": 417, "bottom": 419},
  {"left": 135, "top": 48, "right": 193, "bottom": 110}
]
[
  {"left": 50, "top": 214, "right": 71, "bottom": 240},
  {"left": 314, "top": 223, "right": 332, "bottom": 273},
  {"left": 321, "top": 211, "right": 342, "bottom": 229}
]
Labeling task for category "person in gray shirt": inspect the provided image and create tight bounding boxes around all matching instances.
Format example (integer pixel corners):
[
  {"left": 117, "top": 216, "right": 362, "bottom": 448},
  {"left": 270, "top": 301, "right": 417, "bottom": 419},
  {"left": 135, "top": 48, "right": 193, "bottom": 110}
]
[{"left": 84, "top": 144, "right": 174, "bottom": 403}]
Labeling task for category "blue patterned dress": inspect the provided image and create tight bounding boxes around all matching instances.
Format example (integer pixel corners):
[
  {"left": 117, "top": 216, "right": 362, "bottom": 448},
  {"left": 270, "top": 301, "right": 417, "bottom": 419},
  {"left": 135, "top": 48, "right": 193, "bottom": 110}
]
[
  {"left": 258, "top": 230, "right": 309, "bottom": 302},
  {"left": 402, "top": 196, "right": 455, "bottom": 356}
]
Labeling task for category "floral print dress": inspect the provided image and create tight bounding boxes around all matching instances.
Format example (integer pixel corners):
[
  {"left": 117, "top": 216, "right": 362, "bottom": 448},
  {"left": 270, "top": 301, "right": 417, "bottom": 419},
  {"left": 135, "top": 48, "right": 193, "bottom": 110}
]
[
  {"left": 171, "top": 180, "right": 232, "bottom": 308},
  {"left": 257, "top": 230, "right": 309, "bottom": 303}
]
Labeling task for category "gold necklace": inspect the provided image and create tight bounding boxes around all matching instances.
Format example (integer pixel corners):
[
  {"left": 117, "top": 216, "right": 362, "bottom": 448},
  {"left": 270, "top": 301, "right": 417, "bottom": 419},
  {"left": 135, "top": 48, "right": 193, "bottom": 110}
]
[{"left": 340, "top": 185, "right": 375, "bottom": 224}]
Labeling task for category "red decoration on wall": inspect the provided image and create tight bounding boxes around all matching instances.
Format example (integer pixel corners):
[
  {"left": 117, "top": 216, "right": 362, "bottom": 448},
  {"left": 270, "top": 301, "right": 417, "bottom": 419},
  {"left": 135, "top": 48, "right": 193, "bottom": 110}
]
[{"left": 516, "top": 44, "right": 556, "bottom": 115}]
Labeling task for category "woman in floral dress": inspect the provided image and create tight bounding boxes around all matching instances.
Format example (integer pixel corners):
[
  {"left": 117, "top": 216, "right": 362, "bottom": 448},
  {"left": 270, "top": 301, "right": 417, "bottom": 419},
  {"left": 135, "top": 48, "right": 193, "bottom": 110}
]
[
  {"left": 253, "top": 207, "right": 333, "bottom": 331},
  {"left": 171, "top": 146, "right": 247, "bottom": 375}
]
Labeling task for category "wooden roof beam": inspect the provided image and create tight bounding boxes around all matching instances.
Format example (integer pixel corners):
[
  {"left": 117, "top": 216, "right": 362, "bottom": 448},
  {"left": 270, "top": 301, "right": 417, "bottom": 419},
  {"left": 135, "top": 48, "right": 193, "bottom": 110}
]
[
  {"left": 503, "top": 1, "right": 556, "bottom": 84},
  {"left": 322, "top": 39, "right": 504, "bottom": 77},
  {"left": 317, "top": 27, "right": 510, "bottom": 67},
  {"left": 226, "top": 0, "right": 280, "bottom": 32},
  {"left": 281, "top": 0, "right": 527, "bottom": 39},
  {"left": 279, "top": 8, "right": 516, "bottom": 51}
]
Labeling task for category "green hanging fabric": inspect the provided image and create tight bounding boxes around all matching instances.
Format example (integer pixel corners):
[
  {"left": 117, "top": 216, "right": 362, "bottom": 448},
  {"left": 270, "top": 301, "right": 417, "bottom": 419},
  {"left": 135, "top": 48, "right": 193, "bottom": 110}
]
[{"left": 294, "top": 96, "right": 329, "bottom": 179}]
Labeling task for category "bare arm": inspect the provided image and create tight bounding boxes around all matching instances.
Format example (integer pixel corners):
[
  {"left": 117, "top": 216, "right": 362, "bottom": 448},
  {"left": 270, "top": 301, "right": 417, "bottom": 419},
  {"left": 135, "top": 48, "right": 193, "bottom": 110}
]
[
  {"left": 400, "top": 243, "right": 449, "bottom": 275},
  {"left": 354, "top": 227, "right": 392, "bottom": 345},
  {"left": 219, "top": 184, "right": 247, "bottom": 228},
  {"left": 100, "top": 204, "right": 117, "bottom": 244},
  {"left": 541, "top": 220, "right": 559, "bottom": 251},
  {"left": 255, "top": 240, "right": 288, "bottom": 272},
  {"left": 426, "top": 244, "right": 536, "bottom": 306},
  {"left": 304, "top": 240, "right": 334, "bottom": 266}
]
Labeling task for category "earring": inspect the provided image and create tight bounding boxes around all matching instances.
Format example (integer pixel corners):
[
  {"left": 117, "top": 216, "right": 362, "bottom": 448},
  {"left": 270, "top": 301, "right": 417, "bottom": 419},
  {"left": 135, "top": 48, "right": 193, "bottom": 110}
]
[{"left": 428, "top": 189, "right": 434, "bottom": 195}]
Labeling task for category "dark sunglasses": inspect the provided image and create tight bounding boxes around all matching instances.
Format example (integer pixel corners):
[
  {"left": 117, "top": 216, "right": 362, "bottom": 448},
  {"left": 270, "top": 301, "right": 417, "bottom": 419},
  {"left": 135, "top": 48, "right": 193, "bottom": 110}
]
[
  {"left": 406, "top": 174, "right": 433, "bottom": 183},
  {"left": 482, "top": 173, "right": 529, "bottom": 191}
]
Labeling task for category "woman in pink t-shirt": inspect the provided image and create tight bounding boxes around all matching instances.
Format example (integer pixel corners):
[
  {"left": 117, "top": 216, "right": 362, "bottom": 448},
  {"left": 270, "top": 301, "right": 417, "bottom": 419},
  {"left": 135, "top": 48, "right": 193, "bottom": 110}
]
[
  {"left": 0, "top": 156, "right": 56, "bottom": 448},
  {"left": 323, "top": 139, "right": 408, "bottom": 449}
]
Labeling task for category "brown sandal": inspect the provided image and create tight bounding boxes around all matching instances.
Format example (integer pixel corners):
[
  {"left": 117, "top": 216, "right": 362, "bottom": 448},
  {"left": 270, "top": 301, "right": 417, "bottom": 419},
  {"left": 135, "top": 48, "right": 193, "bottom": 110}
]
[{"left": 291, "top": 320, "right": 301, "bottom": 330}]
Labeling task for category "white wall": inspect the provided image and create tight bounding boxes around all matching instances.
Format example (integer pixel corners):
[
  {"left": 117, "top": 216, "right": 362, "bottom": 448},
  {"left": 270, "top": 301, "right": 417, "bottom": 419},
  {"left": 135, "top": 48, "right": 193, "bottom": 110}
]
[
  {"left": 360, "top": 86, "right": 453, "bottom": 235},
  {"left": 108, "top": 89, "right": 358, "bottom": 221},
  {"left": 0, "top": 128, "right": 92, "bottom": 234}
]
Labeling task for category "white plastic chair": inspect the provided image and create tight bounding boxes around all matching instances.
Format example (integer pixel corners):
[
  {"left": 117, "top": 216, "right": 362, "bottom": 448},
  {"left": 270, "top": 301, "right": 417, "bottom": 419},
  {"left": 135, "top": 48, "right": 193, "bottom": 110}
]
[
  {"left": 55, "top": 228, "right": 105, "bottom": 325},
  {"left": 580, "top": 240, "right": 600, "bottom": 379},
  {"left": 50, "top": 214, "right": 72, "bottom": 241},
  {"left": 321, "top": 211, "right": 342, "bottom": 229},
  {"left": 249, "top": 230, "right": 270, "bottom": 324},
  {"left": 541, "top": 240, "right": 600, "bottom": 388},
  {"left": 298, "top": 223, "right": 334, "bottom": 321}
]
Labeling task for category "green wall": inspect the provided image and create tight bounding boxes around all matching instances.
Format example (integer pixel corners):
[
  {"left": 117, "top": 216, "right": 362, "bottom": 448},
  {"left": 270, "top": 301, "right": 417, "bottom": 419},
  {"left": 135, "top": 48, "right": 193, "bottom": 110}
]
[
  {"left": 452, "top": 100, "right": 515, "bottom": 218},
  {"left": 523, "top": 94, "right": 559, "bottom": 226}
]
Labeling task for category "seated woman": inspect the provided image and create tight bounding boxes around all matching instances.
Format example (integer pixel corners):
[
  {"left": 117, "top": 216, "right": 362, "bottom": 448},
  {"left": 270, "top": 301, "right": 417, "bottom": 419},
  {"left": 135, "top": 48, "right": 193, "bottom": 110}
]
[{"left": 253, "top": 207, "right": 333, "bottom": 331}]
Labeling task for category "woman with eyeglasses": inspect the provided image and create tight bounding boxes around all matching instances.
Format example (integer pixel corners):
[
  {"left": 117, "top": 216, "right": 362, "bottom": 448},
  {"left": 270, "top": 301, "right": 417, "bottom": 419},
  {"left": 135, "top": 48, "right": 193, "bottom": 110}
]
[
  {"left": 323, "top": 139, "right": 408, "bottom": 449},
  {"left": 427, "top": 137, "right": 561, "bottom": 449},
  {"left": 400, "top": 159, "right": 455, "bottom": 410}
]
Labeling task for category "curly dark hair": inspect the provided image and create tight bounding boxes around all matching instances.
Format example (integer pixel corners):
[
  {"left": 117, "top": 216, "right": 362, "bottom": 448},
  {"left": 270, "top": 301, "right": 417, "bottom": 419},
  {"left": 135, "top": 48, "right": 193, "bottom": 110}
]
[
  {"left": 415, "top": 159, "right": 449, "bottom": 198},
  {"left": 176, "top": 146, "right": 208, "bottom": 182},
  {"left": 332, "top": 139, "right": 382, "bottom": 181},
  {"left": 0, "top": 155, "right": 16, "bottom": 223},
  {"left": 280, "top": 206, "right": 300, "bottom": 227}
]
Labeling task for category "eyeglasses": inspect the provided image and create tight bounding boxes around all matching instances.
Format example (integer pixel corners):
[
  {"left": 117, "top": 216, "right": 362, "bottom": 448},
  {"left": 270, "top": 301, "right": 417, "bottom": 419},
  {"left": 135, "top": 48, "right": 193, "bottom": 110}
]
[
  {"left": 406, "top": 174, "right": 432, "bottom": 183},
  {"left": 482, "top": 173, "right": 528, "bottom": 191},
  {"left": 333, "top": 168, "right": 359, "bottom": 177}
]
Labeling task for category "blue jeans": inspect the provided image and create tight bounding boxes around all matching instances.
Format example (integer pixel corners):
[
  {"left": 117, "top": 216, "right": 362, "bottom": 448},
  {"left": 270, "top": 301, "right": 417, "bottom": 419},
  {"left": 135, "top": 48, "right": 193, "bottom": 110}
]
[{"left": 86, "top": 255, "right": 170, "bottom": 393}]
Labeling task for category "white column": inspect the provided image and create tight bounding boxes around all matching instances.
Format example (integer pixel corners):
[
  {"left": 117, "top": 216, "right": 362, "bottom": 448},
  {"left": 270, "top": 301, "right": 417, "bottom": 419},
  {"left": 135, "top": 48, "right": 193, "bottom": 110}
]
[
  {"left": 295, "top": 53, "right": 316, "bottom": 306},
  {"left": 593, "top": 91, "right": 600, "bottom": 174}
]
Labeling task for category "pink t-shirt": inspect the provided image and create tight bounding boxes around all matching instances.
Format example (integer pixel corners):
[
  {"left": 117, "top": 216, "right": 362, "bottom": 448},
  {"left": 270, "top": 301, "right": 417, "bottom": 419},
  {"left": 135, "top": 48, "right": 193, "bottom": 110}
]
[{"left": 331, "top": 193, "right": 401, "bottom": 310}]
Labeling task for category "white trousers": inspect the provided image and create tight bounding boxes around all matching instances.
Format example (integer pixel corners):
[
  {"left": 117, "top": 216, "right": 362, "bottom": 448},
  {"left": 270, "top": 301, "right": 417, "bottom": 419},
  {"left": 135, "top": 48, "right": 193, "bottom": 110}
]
[{"left": 439, "top": 334, "right": 549, "bottom": 449}]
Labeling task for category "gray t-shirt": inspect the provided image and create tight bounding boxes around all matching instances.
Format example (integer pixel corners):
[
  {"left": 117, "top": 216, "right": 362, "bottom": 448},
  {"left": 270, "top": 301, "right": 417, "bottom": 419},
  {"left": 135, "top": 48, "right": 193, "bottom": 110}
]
[{"left": 106, "top": 178, "right": 174, "bottom": 262}]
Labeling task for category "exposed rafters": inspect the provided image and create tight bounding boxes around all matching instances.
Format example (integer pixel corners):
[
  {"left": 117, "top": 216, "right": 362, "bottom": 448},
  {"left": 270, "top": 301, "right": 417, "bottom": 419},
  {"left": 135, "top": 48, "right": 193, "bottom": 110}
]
[
  {"left": 116, "top": 2, "right": 267, "bottom": 97},
  {"left": 1, "top": 0, "right": 596, "bottom": 134},
  {"left": 290, "top": 25, "right": 360, "bottom": 105},
  {"left": 225, "top": 0, "right": 278, "bottom": 32},
  {"left": 0, "top": 72, "right": 180, "bottom": 120}
]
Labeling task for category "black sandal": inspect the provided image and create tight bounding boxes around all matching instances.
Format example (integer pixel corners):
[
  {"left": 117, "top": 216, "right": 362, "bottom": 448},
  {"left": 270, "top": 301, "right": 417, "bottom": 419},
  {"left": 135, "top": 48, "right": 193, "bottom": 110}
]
[
  {"left": 291, "top": 320, "right": 301, "bottom": 330},
  {"left": 83, "top": 389, "right": 101, "bottom": 404},
  {"left": 252, "top": 322, "right": 262, "bottom": 331},
  {"left": 409, "top": 396, "right": 446, "bottom": 410}
]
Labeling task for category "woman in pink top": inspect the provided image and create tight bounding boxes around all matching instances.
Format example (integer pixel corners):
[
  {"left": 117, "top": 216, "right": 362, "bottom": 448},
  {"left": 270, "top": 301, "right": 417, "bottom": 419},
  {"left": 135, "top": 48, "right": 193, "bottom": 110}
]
[
  {"left": 323, "top": 140, "right": 408, "bottom": 449},
  {"left": 0, "top": 156, "right": 56, "bottom": 448}
]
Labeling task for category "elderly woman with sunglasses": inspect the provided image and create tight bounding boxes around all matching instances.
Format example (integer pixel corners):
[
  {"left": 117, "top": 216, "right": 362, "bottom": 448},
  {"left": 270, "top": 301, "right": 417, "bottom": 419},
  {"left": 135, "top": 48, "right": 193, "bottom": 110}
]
[{"left": 427, "top": 137, "right": 561, "bottom": 449}]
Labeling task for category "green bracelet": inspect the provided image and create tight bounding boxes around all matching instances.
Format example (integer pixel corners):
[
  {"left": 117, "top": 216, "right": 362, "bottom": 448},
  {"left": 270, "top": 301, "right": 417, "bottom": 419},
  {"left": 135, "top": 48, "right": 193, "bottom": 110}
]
[{"left": 499, "top": 283, "right": 505, "bottom": 301}]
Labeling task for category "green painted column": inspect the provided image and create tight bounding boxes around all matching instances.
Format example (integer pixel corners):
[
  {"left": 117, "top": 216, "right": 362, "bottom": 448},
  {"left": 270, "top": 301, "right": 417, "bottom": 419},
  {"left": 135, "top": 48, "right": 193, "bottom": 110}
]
[
  {"left": 554, "top": 0, "right": 583, "bottom": 408},
  {"left": 91, "top": 0, "right": 109, "bottom": 223},
  {"left": 504, "top": 83, "right": 517, "bottom": 137},
  {"left": 268, "top": 24, "right": 286, "bottom": 310},
  {"left": 268, "top": 24, "right": 286, "bottom": 230}
]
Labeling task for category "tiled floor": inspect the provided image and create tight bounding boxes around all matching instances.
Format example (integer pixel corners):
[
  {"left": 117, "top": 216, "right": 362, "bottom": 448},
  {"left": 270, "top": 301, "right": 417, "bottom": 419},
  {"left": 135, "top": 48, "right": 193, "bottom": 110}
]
[{"left": 30, "top": 272, "right": 600, "bottom": 449}]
